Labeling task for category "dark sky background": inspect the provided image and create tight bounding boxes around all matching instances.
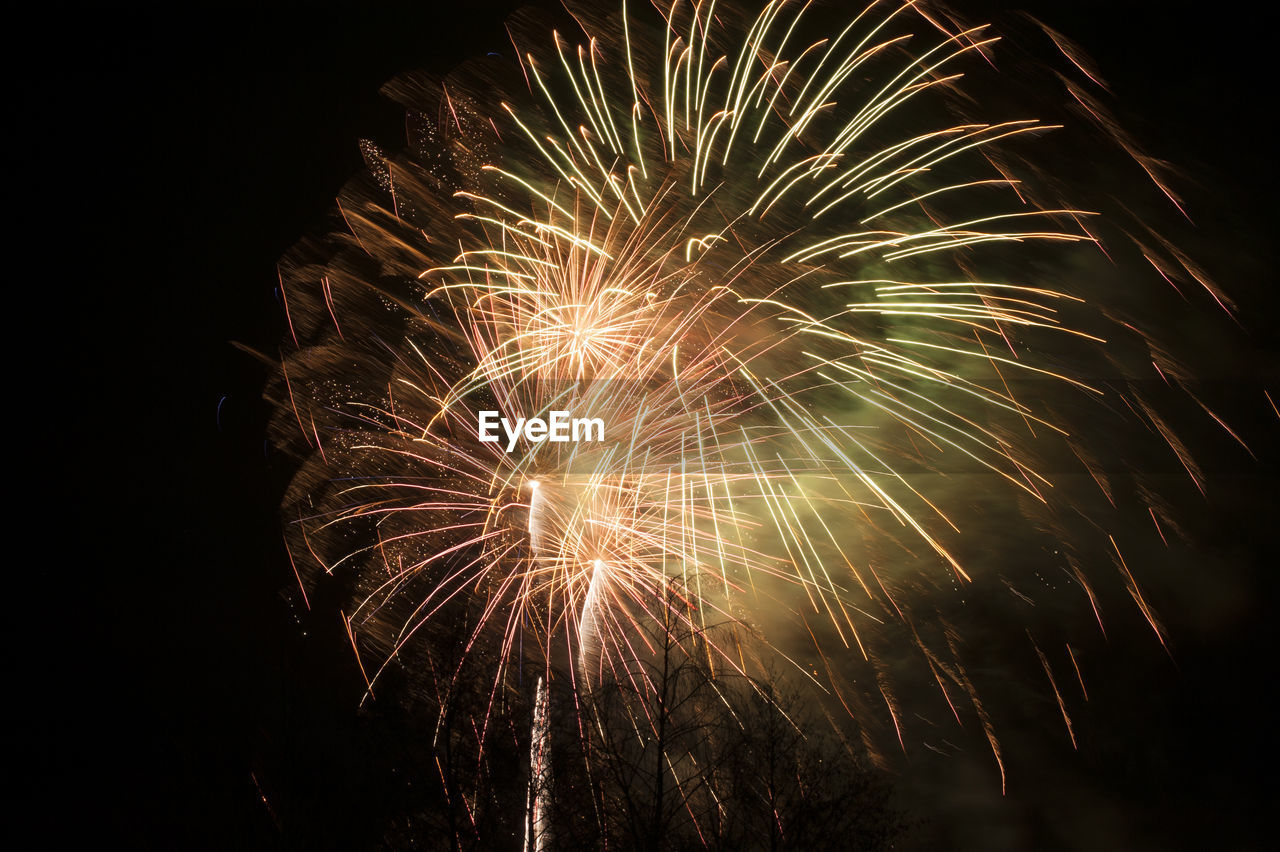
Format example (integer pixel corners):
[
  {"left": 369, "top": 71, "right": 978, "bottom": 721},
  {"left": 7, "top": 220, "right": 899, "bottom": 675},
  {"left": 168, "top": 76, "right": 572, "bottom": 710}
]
[{"left": 50, "top": 1, "right": 1275, "bottom": 848}]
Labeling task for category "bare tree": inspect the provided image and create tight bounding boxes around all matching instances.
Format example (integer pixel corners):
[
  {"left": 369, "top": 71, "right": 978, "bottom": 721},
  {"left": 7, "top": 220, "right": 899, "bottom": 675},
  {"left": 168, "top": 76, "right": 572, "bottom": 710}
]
[
  {"left": 708, "top": 677, "right": 901, "bottom": 852},
  {"left": 545, "top": 584, "right": 903, "bottom": 851}
]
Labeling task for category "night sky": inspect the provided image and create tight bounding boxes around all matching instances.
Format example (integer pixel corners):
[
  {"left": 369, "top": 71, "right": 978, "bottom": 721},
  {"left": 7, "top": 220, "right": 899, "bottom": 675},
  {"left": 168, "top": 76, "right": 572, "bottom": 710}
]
[{"left": 52, "top": 1, "right": 1276, "bottom": 848}]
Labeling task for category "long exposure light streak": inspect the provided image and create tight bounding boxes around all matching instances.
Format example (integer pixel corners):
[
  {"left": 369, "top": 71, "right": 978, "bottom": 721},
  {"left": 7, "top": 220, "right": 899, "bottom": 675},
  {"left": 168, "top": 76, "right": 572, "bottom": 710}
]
[{"left": 266, "top": 0, "right": 1236, "bottom": 804}]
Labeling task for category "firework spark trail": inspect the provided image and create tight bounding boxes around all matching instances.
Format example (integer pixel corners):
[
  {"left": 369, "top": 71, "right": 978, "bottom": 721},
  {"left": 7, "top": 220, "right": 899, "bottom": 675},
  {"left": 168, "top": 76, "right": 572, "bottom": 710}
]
[
  {"left": 524, "top": 675, "right": 552, "bottom": 852},
  {"left": 267, "top": 0, "right": 1236, "bottom": 796}
]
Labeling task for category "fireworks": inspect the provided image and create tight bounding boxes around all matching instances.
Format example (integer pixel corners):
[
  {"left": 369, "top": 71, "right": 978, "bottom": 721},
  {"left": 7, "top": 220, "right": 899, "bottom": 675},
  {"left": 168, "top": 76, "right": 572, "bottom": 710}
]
[{"left": 268, "top": 0, "right": 1233, "bottom": 803}]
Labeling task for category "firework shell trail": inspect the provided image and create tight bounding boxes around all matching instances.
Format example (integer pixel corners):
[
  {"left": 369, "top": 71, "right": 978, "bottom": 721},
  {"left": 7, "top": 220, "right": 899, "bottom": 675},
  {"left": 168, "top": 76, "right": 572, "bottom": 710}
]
[{"left": 264, "top": 0, "right": 1243, "bottom": 783}]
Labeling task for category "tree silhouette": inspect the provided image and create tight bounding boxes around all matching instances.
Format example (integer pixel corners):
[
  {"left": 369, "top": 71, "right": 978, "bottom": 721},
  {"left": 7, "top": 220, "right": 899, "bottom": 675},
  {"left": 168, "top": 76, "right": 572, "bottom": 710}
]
[{"left": 540, "top": 583, "right": 904, "bottom": 851}]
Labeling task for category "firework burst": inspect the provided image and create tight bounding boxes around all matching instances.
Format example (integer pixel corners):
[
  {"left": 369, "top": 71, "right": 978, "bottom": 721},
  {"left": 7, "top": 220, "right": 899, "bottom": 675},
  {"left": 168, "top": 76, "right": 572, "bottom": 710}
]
[{"left": 266, "top": 0, "right": 1236, "bottom": 798}]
